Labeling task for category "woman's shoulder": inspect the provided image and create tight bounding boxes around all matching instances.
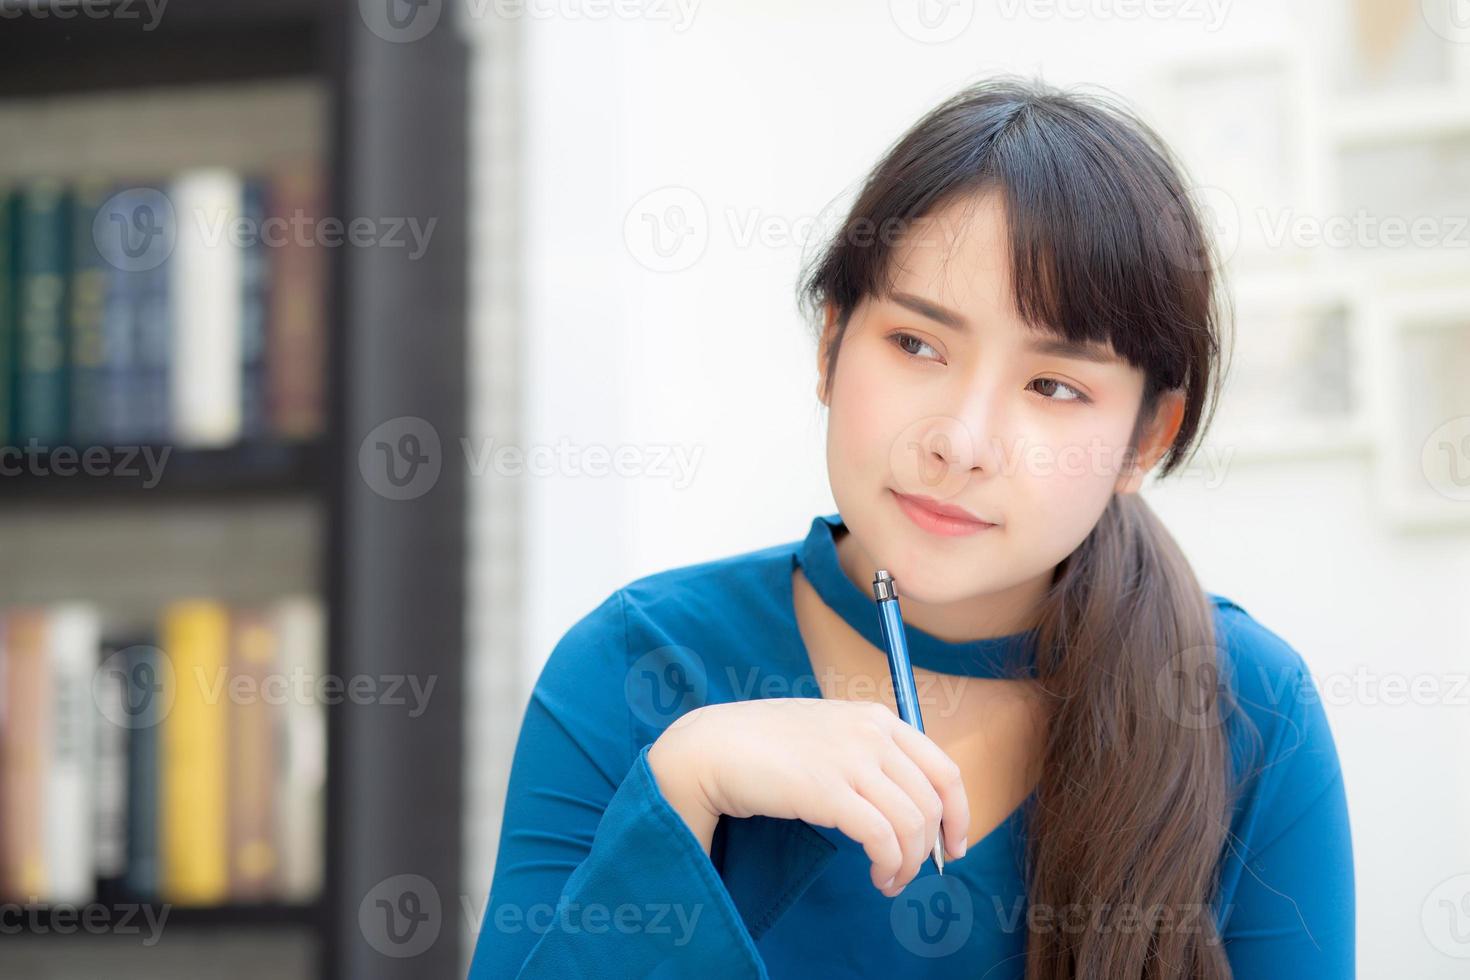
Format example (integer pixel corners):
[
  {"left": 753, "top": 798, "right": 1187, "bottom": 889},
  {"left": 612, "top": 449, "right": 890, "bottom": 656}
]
[
  {"left": 1203, "top": 592, "right": 1344, "bottom": 808},
  {"left": 619, "top": 534, "right": 801, "bottom": 623},
  {"left": 534, "top": 532, "right": 803, "bottom": 699},
  {"left": 1204, "top": 592, "right": 1319, "bottom": 716}
]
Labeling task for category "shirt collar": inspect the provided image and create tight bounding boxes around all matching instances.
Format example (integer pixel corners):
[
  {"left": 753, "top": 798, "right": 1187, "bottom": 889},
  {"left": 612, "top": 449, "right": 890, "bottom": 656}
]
[{"left": 794, "top": 511, "right": 1039, "bottom": 680}]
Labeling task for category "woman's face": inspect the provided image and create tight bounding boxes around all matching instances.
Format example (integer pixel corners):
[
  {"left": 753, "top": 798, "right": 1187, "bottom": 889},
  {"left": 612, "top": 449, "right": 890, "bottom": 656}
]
[{"left": 818, "top": 190, "right": 1183, "bottom": 635}]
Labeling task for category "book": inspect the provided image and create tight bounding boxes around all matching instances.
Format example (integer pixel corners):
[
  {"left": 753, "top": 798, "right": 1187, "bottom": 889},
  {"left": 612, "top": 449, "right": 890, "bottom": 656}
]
[
  {"left": 44, "top": 603, "right": 100, "bottom": 902},
  {"left": 14, "top": 180, "right": 70, "bottom": 447},
  {"left": 159, "top": 599, "right": 230, "bottom": 905},
  {"left": 169, "top": 170, "right": 243, "bottom": 448},
  {"left": 68, "top": 179, "right": 111, "bottom": 445},
  {"left": 226, "top": 608, "right": 280, "bottom": 900},
  {"left": 2, "top": 609, "right": 49, "bottom": 900},
  {"left": 267, "top": 163, "right": 325, "bottom": 440},
  {"left": 0, "top": 189, "right": 16, "bottom": 445},
  {"left": 274, "top": 594, "right": 326, "bottom": 902},
  {"left": 239, "top": 177, "right": 272, "bottom": 441},
  {"left": 93, "top": 637, "right": 133, "bottom": 901},
  {"left": 123, "top": 640, "right": 163, "bottom": 899}
]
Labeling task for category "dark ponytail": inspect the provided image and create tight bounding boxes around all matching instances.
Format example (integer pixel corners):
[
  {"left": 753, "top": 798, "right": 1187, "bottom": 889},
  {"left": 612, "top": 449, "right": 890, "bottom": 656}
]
[{"left": 800, "top": 75, "right": 1260, "bottom": 978}]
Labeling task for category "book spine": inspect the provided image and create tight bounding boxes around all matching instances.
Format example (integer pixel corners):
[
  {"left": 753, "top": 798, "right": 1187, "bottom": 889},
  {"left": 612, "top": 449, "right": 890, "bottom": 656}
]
[
  {"left": 160, "top": 600, "right": 230, "bottom": 905},
  {"left": 68, "top": 181, "right": 111, "bottom": 446},
  {"left": 266, "top": 164, "right": 325, "bottom": 440},
  {"left": 169, "top": 171, "right": 242, "bottom": 448},
  {"left": 15, "top": 180, "right": 70, "bottom": 448},
  {"left": 44, "top": 603, "right": 99, "bottom": 903},
  {"left": 0, "top": 189, "right": 15, "bottom": 446},
  {"left": 93, "top": 639, "right": 132, "bottom": 900},
  {"left": 123, "top": 642, "right": 162, "bottom": 899},
  {"left": 274, "top": 595, "right": 325, "bottom": 902},
  {"left": 98, "top": 185, "right": 145, "bottom": 445},
  {"left": 2, "top": 610, "right": 51, "bottom": 900},
  {"left": 135, "top": 221, "right": 172, "bottom": 445},
  {"left": 227, "top": 608, "right": 281, "bottom": 900},
  {"left": 239, "top": 178, "right": 271, "bottom": 442}
]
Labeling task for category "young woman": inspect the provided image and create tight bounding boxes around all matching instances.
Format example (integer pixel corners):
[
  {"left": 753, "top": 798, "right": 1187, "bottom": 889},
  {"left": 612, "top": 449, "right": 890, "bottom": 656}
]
[{"left": 468, "top": 76, "right": 1354, "bottom": 979}]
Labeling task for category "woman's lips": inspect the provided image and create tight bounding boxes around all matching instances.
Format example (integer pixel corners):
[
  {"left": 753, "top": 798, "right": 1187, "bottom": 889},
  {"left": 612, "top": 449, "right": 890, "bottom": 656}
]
[{"left": 891, "top": 489, "right": 998, "bottom": 537}]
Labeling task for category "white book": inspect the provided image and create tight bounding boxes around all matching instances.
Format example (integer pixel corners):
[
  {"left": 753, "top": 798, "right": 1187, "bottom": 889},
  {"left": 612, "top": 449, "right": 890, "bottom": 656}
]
[
  {"left": 170, "top": 168, "right": 243, "bottom": 447},
  {"left": 45, "top": 603, "right": 101, "bottom": 903},
  {"left": 273, "top": 595, "right": 326, "bottom": 902}
]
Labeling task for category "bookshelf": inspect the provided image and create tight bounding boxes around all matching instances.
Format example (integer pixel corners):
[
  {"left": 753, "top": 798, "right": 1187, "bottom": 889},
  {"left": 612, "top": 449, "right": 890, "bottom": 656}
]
[
  {"left": 0, "top": 443, "right": 327, "bottom": 500},
  {"left": 0, "top": 3, "right": 469, "bottom": 980}
]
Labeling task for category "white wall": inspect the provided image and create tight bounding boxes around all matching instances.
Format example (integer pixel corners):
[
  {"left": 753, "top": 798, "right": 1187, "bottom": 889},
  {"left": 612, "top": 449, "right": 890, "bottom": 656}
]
[{"left": 464, "top": 2, "right": 1470, "bottom": 975}]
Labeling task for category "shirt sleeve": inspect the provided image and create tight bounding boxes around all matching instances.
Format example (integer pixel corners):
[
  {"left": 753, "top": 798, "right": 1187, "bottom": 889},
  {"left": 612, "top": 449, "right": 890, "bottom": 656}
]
[
  {"left": 465, "top": 590, "right": 772, "bottom": 980},
  {"left": 1221, "top": 665, "right": 1355, "bottom": 977}
]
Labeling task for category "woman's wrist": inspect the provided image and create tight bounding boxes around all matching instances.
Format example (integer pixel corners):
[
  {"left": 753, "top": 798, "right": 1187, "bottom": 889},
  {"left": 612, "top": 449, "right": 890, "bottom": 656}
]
[{"left": 648, "top": 725, "right": 721, "bottom": 856}]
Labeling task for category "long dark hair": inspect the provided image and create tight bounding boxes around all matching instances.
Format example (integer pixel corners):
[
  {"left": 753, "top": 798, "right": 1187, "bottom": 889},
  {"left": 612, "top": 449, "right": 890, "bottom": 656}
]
[{"left": 799, "top": 76, "right": 1259, "bottom": 978}]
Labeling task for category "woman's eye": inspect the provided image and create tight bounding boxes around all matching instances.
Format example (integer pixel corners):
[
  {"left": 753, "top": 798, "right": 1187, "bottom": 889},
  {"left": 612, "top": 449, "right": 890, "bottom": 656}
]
[
  {"left": 890, "top": 332, "right": 941, "bottom": 362},
  {"left": 1029, "top": 377, "right": 1089, "bottom": 403}
]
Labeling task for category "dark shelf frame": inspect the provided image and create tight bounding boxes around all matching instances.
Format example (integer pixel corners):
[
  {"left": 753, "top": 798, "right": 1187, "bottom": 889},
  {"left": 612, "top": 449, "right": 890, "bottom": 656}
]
[
  {"left": 0, "top": 0, "right": 329, "bottom": 96},
  {"left": 0, "top": 901, "right": 321, "bottom": 935},
  {"left": 0, "top": 441, "right": 328, "bottom": 501},
  {"left": 0, "top": 2, "right": 471, "bottom": 979}
]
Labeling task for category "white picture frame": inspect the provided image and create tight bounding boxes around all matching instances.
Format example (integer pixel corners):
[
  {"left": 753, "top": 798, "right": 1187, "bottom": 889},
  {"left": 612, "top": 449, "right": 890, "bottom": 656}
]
[
  {"left": 1324, "top": 119, "right": 1470, "bottom": 285},
  {"left": 1359, "top": 286, "right": 1470, "bottom": 530},
  {"left": 1203, "top": 271, "right": 1373, "bottom": 465},
  {"left": 1319, "top": 0, "right": 1470, "bottom": 112},
  {"left": 1148, "top": 46, "right": 1325, "bottom": 274}
]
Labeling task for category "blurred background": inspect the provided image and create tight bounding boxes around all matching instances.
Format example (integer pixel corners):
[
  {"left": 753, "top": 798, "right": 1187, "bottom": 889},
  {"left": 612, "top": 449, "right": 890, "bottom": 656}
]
[{"left": 0, "top": 0, "right": 1465, "bottom": 977}]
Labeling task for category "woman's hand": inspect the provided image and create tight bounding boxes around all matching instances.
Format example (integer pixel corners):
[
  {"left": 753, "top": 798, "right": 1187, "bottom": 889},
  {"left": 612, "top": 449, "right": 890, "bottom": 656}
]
[{"left": 647, "top": 697, "right": 971, "bottom": 899}]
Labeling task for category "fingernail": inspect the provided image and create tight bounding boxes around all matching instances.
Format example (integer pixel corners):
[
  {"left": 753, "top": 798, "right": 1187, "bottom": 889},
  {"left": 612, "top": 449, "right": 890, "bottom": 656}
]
[
  {"left": 881, "top": 875, "right": 895, "bottom": 889},
  {"left": 956, "top": 840, "right": 967, "bottom": 858}
]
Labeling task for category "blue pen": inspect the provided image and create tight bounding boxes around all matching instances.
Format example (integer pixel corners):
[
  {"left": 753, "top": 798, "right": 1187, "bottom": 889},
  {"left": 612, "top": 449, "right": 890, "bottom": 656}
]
[{"left": 871, "top": 569, "right": 945, "bottom": 876}]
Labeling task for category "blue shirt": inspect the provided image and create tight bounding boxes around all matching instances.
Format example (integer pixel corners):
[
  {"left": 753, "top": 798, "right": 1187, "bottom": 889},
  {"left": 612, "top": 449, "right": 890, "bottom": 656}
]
[{"left": 467, "top": 512, "right": 1355, "bottom": 978}]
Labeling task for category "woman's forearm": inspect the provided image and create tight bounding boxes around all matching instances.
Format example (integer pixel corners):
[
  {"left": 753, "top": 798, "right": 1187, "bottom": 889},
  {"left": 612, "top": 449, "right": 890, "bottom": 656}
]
[{"left": 647, "top": 733, "right": 721, "bottom": 857}]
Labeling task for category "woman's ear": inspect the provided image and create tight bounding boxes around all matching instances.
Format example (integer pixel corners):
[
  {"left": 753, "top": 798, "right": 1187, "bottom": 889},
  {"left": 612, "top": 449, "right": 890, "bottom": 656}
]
[{"left": 1116, "top": 388, "right": 1186, "bottom": 494}]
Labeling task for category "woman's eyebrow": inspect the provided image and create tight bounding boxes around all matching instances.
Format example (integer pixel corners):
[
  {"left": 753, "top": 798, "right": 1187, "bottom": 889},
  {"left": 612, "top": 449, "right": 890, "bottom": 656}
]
[
  {"left": 889, "top": 290, "right": 967, "bottom": 330},
  {"left": 887, "top": 290, "right": 1121, "bottom": 364}
]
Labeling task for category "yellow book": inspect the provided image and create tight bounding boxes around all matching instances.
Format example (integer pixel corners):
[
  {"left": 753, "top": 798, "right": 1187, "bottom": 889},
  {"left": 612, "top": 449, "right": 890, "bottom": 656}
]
[{"left": 161, "top": 600, "right": 231, "bottom": 905}]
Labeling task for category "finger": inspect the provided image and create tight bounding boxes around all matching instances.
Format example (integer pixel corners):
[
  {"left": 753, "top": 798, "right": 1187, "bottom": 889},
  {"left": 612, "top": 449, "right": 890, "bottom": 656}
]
[
  {"left": 829, "top": 788, "right": 903, "bottom": 890},
  {"left": 889, "top": 721, "right": 971, "bottom": 861},
  {"left": 850, "top": 765, "right": 928, "bottom": 893},
  {"left": 879, "top": 744, "right": 944, "bottom": 884}
]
